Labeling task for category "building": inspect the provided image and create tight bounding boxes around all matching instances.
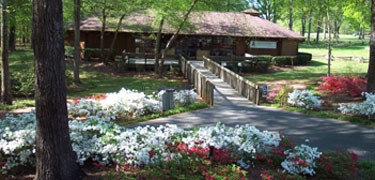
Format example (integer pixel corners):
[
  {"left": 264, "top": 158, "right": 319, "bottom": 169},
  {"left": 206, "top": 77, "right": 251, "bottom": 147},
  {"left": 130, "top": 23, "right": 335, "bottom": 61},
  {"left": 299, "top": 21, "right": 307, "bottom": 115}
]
[{"left": 65, "top": 9, "right": 304, "bottom": 60}]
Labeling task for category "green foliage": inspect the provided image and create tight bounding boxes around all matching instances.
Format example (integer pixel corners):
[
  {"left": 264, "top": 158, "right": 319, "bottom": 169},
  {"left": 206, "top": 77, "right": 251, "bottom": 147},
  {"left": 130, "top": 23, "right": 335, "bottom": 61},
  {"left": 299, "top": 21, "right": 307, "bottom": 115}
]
[
  {"left": 84, "top": 48, "right": 116, "bottom": 61},
  {"left": 273, "top": 54, "right": 311, "bottom": 66},
  {"left": 296, "top": 52, "right": 312, "bottom": 64},
  {"left": 316, "top": 151, "right": 359, "bottom": 180},
  {"left": 10, "top": 70, "right": 35, "bottom": 98},
  {"left": 272, "top": 56, "right": 297, "bottom": 66},
  {"left": 358, "top": 161, "right": 375, "bottom": 180},
  {"left": 274, "top": 86, "right": 293, "bottom": 106}
]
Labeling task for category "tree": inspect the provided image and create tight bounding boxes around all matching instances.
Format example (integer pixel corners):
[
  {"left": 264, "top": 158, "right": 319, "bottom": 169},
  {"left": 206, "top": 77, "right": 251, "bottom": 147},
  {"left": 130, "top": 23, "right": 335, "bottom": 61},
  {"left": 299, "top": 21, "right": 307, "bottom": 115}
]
[
  {"left": 73, "top": 0, "right": 81, "bottom": 84},
  {"left": 367, "top": 0, "right": 375, "bottom": 92},
  {"left": 32, "top": 0, "right": 82, "bottom": 179},
  {"left": 249, "top": 0, "right": 283, "bottom": 22},
  {"left": 1, "top": 0, "right": 12, "bottom": 105},
  {"left": 288, "top": 0, "right": 293, "bottom": 31}
]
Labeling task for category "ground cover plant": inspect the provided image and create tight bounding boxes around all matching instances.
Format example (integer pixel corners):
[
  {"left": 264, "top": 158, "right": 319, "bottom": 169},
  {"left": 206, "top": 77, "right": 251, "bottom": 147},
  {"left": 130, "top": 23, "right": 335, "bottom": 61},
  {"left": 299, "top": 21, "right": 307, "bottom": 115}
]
[{"left": 1, "top": 113, "right": 373, "bottom": 179}]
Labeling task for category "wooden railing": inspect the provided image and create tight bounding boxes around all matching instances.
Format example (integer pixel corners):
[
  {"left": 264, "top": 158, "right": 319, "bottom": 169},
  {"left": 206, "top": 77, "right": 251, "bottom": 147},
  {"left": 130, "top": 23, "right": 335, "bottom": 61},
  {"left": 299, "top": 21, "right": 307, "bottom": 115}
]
[
  {"left": 203, "top": 56, "right": 261, "bottom": 105},
  {"left": 180, "top": 56, "right": 214, "bottom": 106}
]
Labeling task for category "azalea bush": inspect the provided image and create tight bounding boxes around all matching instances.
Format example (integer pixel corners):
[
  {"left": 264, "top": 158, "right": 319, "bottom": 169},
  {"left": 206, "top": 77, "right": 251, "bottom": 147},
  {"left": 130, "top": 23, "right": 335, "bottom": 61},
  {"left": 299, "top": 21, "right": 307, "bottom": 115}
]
[
  {"left": 267, "top": 86, "right": 293, "bottom": 105},
  {"left": 320, "top": 75, "right": 366, "bottom": 97},
  {"left": 316, "top": 151, "right": 359, "bottom": 179},
  {"left": 68, "top": 88, "right": 197, "bottom": 120},
  {"left": 338, "top": 92, "right": 375, "bottom": 119},
  {"left": 287, "top": 90, "right": 323, "bottom": 110},
  {"left": 281, "top": 144, "right": 322, "bottom": 175},
  {"left": 0, "top": 113, "right": 324, "bottom": 177}
]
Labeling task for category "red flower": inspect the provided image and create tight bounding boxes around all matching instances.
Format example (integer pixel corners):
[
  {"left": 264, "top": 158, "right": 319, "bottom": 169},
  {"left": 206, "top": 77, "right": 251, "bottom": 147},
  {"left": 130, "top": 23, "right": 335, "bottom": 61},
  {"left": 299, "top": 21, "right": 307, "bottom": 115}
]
[
  {"left": 149, "top": 150, "right": 155, "bottom": 158},
  {"left": 0, "top": 162, "right": 5, "bottom": 167}
]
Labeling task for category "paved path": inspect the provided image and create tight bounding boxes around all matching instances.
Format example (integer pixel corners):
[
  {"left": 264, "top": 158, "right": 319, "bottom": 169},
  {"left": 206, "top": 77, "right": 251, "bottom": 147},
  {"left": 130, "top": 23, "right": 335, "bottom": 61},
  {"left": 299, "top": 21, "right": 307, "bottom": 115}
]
[{"left": 132, "top": 61, "right": 375, "bottom": 161}]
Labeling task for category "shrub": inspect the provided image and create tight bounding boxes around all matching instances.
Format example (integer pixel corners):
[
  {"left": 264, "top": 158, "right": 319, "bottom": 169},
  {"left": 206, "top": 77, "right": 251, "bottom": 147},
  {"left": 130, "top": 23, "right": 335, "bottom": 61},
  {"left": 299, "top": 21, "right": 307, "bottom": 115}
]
[
  {"left": 64, "top": 46, "right": 74, "bottom": 58},
  {"left": 281, "top": 144, "right": 322, "bottom": 175},
  {"left": 11, "top": 71, "right": 35, "bottom": 98},
  {"left": 272, "top": 86, "right": 294, "bottom": 105},
  {"left": 287, "top": 90, "right": 323, "bottom": 110},
  {"left": 316, "top": 151, "right": 359, "bottom": 179},
  {"left": 272, "top": 55, "right": 311, "bottom": 66},
  {"left": 84, "top": 48, "right": 116, "bottom": 61},
  {"left": 320, "top": 75, "right": 366, "bottom": 97},
  {"left": 338, "top": 92, "right": 375, "bottom": 119},
  {"left": 296, "top": 52, "right": 312, "bottom": 65}
]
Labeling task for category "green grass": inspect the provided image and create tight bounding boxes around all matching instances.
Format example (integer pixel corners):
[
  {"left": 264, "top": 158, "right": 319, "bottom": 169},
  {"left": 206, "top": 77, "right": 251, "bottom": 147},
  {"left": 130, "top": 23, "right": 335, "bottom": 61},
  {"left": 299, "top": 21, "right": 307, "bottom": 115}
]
[
  {"left": 245, "top": 35, "right": 369, "bottom": 85},
  {"left": 265, "top": 104, "right": 375, "bottom": 127},
  {"left": 245, "top": 59, "right": 368, "bottom": 85},
  {"left": 300, "top": 34, "right": 370, "bottom": 58},
  {"left": 6, "top": 48, "right": 187, "bottom": 109},
  {"left": 0, "top": 99, "right": 35, "bottom": 111},
  {"left": 116, "top": 102, "right": 209, "bottom": 126}
]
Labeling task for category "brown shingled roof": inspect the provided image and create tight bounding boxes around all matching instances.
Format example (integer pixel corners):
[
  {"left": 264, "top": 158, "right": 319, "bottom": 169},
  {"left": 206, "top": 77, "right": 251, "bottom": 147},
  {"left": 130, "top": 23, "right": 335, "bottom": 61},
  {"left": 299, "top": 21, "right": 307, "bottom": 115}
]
[{"left": 77, "top": 10, "right": 304, "bottom": 40}]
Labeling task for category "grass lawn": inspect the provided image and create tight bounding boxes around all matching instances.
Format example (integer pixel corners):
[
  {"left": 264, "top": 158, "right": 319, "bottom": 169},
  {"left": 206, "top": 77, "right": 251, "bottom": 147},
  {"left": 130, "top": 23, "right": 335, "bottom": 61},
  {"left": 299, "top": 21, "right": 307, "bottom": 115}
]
[
  {"left": 2, "top": 48, "right": 188, "bottom": 110},
  {"left": 299, "top": 34, "right": 370, "bottom": 58},
  {"left": 244, "top": 58, "right": 368, "bottom": 85},
  {"left": 245, "top": 35, "right": 369, "bottom": 85}
]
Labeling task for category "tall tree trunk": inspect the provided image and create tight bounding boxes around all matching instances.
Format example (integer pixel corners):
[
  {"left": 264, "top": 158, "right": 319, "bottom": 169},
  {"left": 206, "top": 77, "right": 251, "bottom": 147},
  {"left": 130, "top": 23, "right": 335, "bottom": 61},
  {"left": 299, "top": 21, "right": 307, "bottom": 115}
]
[
  {"left": 333, "top": 20, "right": 339, "bottom": 41},
  {"left": 323, "top": 19, "right": 327, "bottom": 39},
  {"left": 316, "top": 16, "right": 322, "bottom": 44},
  {"left": 367, "top": 0, "right": 375, "bottom": 92},
  {"left": 1, "top": 0, "right": 12, "bottom": 105},
  {"left": 22, "top": 25, "right": 26, "bottom": 45},
  {"left": 9, "top": 25, "right": 15, "bottom": 51},
  {"left": 159, "top": 0, "right": 198, "bottom": 75},
  {"left": 307, "top": 8, "right": 313, "bottom": 44},
  {"left": 32, "top": 0, "right": 82, "bottom": 179},
  {"left": 154, "top": 18, "right": 164, "bottom": 74},
  {"left": 359, "top": 27, "right": 363, "bottom": 39},
  {"left": 327, "top": 0, "right": 332, "bottom": 77},
  {"left": 73, "top": 0, "right": 81, "bottom": 84},
  {"left": 106, "top": 14, "right": 126, "bottom": 63},
  {"left": 301, "top": 16, "right": 306, "bottom": 36},
  {"left": 100, "top": 8, "right": 107, "bottom": 64},
  {"left": 288, "top": 0, "right": 293, "bottom": 31}
]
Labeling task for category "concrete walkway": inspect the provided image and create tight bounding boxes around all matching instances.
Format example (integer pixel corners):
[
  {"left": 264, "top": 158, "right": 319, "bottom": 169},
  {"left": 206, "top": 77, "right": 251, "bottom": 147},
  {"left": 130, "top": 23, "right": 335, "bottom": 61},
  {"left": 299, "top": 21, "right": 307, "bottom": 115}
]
[{"left": 133, "top": 61, "right": 375, "bottom": 161}]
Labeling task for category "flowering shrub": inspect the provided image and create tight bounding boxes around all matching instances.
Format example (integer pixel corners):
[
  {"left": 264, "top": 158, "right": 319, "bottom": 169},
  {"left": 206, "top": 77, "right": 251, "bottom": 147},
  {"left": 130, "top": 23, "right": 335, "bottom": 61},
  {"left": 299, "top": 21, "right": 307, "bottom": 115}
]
[
  {"left": 338, "top": 92, "right": 375, "bottom": 119},
  {"left": 173, "top": 89, "right": 197, "bottom": 106},
  {"left": 281, "top": 144, "right": 322, "bottom": 175},
  {"left": 267, "top": 86, "right": 294, "bottom": 105},
  {"left": 0, "top": 114, "right": 286, "bottom": 173},
  {"left": 287, "top": 90, "right": 323, "bottom": 109},
  {"left": 320, "top": 75, "right": 366, "bottom": 97},
  {"left": 316, "top": 151, "right": 359, "bottom": 179},
  {"left": 68, "top": 88, "right": 197, "bottom": 120}
]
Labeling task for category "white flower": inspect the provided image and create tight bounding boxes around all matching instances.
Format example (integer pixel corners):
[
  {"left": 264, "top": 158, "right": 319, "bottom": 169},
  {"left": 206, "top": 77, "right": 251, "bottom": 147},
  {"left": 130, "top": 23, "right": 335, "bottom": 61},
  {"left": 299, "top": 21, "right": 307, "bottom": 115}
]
[
  {"left": 338, "top": 92, "right": 375, "bottom": 119},
  {"left": 287, "top": 90, "right": 323, "bottom": 109}
]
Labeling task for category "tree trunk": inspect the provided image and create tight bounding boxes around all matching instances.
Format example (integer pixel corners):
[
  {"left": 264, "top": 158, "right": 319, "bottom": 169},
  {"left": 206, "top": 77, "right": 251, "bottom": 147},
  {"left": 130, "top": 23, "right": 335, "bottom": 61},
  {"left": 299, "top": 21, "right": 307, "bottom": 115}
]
[
  {"left": 1, "top": 0, "right": 12, "bottom": 105},
  {"left": 73, "top": 0, "right": 81, "bottom": 84},
  {"left": 323, "top": 19, "right": 327, "bottom": 39},
  {"left": 367, "top": 0, "right": 375, "bottom": 92},
  {"left": 159, "top": 0, "right": 198, "bottom": 75},
  {"left": 359, "top": 27, "right": 363, "bottom": 39},
  {"left": 288, "top": 0, "right": 293, "bottom": 31},
  {"left": 316, "top": 16, "right": 322, "bottom": 44},
  {"left": 307, "top": 8, "right": 313, "bottom": 44},
  {"left": 154, "top": 18, "right": 164, "bottom": 74},
  {"left": 301, "top": 16, "right": 306, "bottom": 36},
  {"left": 100, "top": 8, "right": 107, "bottom": 64},
  {"left": 327, "top": 0, "right": 332, "bottom": 77},
  {"left": 106, "top": 14, "right": 126, "bottom": 63},
  {"left": 32, "top": 0, "right": 82, "bottom": 179},
  {"left": 9, "top": 25, "right": 15, "bottom": 51}
]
